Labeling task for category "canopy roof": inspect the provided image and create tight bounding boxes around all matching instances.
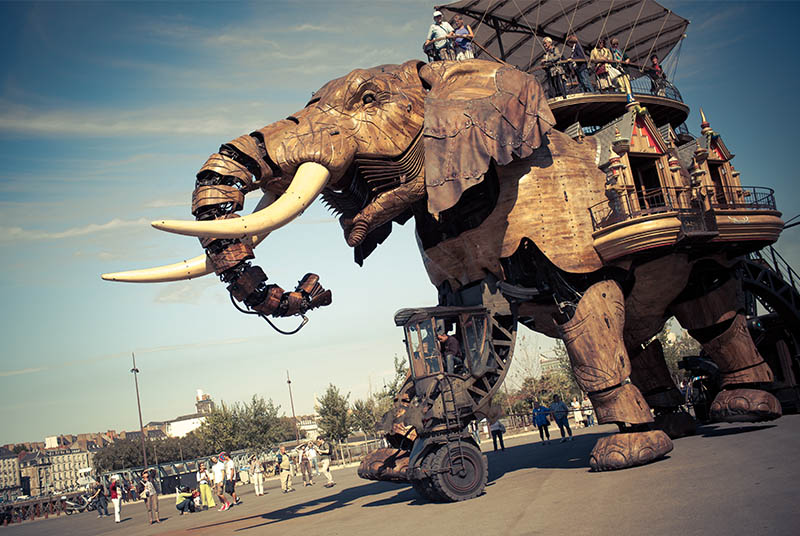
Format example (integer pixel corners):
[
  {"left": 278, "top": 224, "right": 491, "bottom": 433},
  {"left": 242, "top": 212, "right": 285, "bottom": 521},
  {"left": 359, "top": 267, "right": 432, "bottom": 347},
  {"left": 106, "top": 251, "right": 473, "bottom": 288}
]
[{"left": 437, "top": 0, "right": 689, "bottom": 72}]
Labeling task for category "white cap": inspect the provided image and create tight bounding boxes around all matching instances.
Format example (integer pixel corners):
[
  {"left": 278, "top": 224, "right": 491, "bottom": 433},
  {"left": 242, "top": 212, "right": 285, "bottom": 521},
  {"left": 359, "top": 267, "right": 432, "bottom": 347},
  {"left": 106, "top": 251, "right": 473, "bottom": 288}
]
[{"left": 433, "top": 11, "right": 443, "bottom": 18}]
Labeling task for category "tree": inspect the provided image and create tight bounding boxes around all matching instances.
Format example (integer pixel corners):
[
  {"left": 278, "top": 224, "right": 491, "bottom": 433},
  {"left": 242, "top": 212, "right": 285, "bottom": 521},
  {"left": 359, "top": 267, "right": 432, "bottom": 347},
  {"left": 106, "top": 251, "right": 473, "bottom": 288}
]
[
  {"left": 658, "top": 320, "right": 702, "bottom": 382},
  {"left": 196, "top": 396, "right": 287, "bottom": 452},
  {"left": 351, "top": 398, "right": 379, "bottom": 439},
  {"left": 317, "top": 384, "right": 352, "bottom": 444}
]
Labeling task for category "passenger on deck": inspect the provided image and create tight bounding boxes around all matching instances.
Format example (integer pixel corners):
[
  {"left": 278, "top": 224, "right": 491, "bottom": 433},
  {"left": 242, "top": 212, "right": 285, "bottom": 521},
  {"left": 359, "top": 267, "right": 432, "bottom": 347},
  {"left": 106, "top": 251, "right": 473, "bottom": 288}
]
[
  {"left": 590, "top": 38, "right": 614, "bottom": 92},
  {"left": 648, "top": 54, "right": 667, "bottom": 96},
  {"left": 563, "top": 34, "right": 594, "bottom": 93},
  {"left": 541, "top": 37, "right": 566, "bottom": 99},
  {"left": 609, "top": 38, "right": 632, "bottom": 97},
  {"left": 424, "top": 10, "right": 454, "bottom": 62},
  {"left": 452, "top": 15, "right": 474, "bottom": 60}
]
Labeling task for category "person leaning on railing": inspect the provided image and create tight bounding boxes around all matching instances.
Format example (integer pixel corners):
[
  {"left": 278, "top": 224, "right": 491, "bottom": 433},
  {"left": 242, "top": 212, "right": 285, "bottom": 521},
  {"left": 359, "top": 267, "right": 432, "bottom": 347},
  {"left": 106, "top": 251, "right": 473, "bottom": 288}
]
[
  {"left": 452, "top": 15, "right": 474, "bottom": 60},
  {"left": 647, "top": 54, "right": 667, "bottom": 96},
  {"left": 563, "top": 34, "right": 594, "bottom": 93},
  {"left": 541, "top": 37, "right": 567, "bottom": 98},
  {"left": 590, "top": 38, "right": 614, "bottom": 92},
  {"left": 609, "top": 38, "right": 632, "bottom": 97},
  {"left": 424, "top": 10, "right": 454, "bottom": 61}
]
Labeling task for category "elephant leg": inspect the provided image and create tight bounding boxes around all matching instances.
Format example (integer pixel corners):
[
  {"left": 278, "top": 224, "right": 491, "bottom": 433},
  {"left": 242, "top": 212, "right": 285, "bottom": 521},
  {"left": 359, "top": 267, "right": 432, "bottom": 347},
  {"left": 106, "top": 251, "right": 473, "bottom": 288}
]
[
  {"left": 672, "top": 277, "right": 780, "bottom": 423},
  {"left": 557, "top": 281, "right": 672, "bottom": 471},
  {"left": 629, "top": 339, "right": 696, "bottom": 438}
]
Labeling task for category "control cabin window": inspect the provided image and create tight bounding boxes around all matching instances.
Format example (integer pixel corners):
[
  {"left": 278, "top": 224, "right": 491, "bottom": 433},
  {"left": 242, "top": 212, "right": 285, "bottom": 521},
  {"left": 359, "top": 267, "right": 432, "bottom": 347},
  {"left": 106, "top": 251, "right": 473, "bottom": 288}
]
[
  {"left": 629, "top": 155, "right": 665, "bottom": 211},
  {"left": 460, "top": 314, "right": 488, "bottom": 374},
  {"left": 406, "top": 319, "right": 442, "bottom": 378}
]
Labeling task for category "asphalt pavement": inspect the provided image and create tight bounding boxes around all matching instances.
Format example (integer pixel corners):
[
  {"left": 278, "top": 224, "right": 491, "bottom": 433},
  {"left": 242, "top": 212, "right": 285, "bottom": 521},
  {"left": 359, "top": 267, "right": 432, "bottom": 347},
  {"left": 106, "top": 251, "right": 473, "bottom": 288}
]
[{"left": 5, "top": 415, "right": 799, "bottom": 535}]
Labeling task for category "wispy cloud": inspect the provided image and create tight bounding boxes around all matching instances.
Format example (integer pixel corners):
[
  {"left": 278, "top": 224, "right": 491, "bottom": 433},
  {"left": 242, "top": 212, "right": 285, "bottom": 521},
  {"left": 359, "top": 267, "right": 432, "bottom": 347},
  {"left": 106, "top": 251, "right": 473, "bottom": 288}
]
[
  {"left": 0, "top": 336, "right": 264, "bottom": 378},
  {"left": 154, "top": 278, "right": 217, "bottom": 304},
  {"left": 0, "top": 218, "right": 149, "bottom": 243},
  {"left": 0, "top": 99, "right": 269, "bottom": 138}
]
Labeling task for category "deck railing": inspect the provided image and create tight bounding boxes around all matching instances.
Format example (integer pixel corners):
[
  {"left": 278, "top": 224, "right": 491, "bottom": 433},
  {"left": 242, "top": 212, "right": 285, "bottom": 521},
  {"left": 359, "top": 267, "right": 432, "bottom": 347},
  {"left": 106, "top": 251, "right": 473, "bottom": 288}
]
[
  {"left": 589, "top": 185, "right": 776, "bottom": 232},
  {"left": 535, "top": 60, "right": 684, "bottom": 103}
]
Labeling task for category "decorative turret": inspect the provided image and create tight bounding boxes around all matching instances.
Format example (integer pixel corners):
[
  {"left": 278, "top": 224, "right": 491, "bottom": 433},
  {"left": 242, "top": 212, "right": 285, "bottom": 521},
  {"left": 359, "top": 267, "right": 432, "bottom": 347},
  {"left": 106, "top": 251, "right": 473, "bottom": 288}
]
[
  {"left": 612, "top": 126, "right": 630, "bottom": 155},
  {"left": 699, "top": 108, "right": 714, "bottom": 136}
]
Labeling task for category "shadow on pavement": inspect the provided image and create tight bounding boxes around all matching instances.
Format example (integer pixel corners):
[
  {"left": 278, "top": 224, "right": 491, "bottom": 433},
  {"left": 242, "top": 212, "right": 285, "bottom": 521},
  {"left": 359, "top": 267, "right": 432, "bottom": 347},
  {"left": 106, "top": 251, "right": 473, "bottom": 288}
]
[
  {"left": 186, "top": 481, "right": 405, "bottom": 532},
  {"left": 697, "top": 423, "right": 776, "bottom": 437},
  {"left": 486, "top": 431, "right": 611, "bottom": 482}
]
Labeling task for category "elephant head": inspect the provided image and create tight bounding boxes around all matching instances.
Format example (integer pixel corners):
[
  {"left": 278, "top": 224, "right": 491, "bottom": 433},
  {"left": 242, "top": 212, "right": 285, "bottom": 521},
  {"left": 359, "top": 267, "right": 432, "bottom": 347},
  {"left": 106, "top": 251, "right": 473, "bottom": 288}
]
[{"left": 102, "top": 59, "right": 554, "bottom": 320}]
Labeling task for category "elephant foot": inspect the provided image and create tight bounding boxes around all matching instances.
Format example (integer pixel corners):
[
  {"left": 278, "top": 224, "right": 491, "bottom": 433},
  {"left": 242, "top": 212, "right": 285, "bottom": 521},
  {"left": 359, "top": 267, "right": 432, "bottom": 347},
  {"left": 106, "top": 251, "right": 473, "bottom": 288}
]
[
  {"left": 589, "top": 430, "right": 673, "bottom": 472},
  {"left": 357, "top": 448, "right": 409, "bottom": 482},
  {"left": 709, "top": 388, "right": 781, "bottom": 423},
  {"left": 654, "top": 411, "right": 696, "bottom": 439}
]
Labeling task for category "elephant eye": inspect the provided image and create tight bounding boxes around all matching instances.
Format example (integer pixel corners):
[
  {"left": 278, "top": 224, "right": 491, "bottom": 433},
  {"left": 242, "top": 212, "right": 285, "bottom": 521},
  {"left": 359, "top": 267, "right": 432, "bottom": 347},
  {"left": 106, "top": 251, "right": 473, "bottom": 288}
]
[{"left": 362, "top": 93, "right": 376, "bottom": 105}]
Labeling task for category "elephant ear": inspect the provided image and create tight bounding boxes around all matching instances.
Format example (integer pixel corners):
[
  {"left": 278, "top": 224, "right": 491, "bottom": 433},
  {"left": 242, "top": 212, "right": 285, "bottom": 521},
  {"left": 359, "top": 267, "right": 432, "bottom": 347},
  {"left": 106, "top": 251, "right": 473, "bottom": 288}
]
[{"left": 420, "top": 61, "right": 555, "bottom": 217}]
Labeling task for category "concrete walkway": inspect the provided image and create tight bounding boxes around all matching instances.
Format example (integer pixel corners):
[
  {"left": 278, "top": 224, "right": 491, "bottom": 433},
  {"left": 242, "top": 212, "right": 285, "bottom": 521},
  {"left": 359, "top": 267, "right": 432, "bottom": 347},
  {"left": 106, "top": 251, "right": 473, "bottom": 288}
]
[{"left": 5, "top": 416, "right": 799, "bottom": 535}]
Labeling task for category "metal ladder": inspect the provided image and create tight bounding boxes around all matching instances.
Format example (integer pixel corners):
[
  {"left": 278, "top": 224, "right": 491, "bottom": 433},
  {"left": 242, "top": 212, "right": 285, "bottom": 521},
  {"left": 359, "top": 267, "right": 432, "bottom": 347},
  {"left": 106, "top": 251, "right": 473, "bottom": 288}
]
[{"left": 440, "top": 376, "right": 465, "bottom": 474}]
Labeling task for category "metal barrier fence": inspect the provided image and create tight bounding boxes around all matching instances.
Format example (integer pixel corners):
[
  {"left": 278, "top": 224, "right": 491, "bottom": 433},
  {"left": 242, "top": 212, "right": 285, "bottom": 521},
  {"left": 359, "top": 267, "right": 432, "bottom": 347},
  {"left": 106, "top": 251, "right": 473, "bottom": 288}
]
[{"left": 1, "top": 491, "right": 84, "bottom": 526}]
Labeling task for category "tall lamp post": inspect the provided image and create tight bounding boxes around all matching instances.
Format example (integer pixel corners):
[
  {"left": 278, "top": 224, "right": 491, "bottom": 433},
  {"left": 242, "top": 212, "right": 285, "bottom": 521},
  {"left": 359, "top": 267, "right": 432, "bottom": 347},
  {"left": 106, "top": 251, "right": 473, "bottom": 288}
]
[
  {"left": 287, "top": 370, "right": 300, "bottom": 443},
  {"left": 131, "top": 353, "right": 149, "bottom": 469}
]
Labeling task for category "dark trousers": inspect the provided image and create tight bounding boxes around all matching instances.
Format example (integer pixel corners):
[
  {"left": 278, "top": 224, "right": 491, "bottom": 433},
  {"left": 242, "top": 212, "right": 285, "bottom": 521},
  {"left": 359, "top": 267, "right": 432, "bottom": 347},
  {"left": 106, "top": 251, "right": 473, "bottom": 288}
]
[
  {"left": 555, "top": 417, "right": 572, "bottom": 437},
  {"left": 575, "top": 65, "right": 594, "bottom": 93},
  {"left": 537, "top": 423, "right": 550, "bottom": 440},
  {"left": 96, "top": 495, "right": 109, "bottom": 515},
  {"left": 176, "top": 498, "right": 195, "bottom": 513},
  {"left": 548, "top": 73, "right": 566, "bottom": 98},
  {"left": 491, "top": 430, "right": 505, "bottom": 451}
]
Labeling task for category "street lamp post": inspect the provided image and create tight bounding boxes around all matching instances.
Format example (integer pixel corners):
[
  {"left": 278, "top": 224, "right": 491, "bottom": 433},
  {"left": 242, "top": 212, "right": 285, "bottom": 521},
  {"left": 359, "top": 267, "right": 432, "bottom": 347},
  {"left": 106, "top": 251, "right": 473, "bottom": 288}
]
[
  {"left": 130, "top": 353, "right": 149, "bottom": 469},
  {"left": 286, "top": 370, "right": 300, "bottom": 444}
]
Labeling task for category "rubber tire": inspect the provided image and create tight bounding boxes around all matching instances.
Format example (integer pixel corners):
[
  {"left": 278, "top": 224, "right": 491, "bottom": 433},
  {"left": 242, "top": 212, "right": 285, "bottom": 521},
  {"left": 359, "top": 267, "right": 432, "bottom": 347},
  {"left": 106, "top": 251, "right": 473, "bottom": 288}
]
[
  {"left": 411, "top": 447, "right": 445, "bottom": 502},
  {"left": 429, "top": 442, "right": 487, "bottom": 502}
]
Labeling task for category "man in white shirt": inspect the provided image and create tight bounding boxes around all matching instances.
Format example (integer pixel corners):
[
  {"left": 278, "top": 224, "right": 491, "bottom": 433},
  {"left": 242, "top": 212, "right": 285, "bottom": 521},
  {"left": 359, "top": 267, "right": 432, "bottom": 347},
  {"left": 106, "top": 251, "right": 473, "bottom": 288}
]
[
  {"left": 222, "top": 452, "right": 241, "bottom": 505},
  {"left": 424, "top": 11, "right": 454, "bottom": 61},
  {"left": 306, "top": 443, "right": 319, "bottom": 476},
  {"left": 211, "top": 455, "right": 230, "bottom": 511}
]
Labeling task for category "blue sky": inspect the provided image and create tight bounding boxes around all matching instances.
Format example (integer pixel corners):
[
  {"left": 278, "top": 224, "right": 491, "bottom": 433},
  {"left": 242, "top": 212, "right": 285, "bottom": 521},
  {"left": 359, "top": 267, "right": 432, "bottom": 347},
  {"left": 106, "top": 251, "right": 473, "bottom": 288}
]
[{"left": 1, "top": 0, "right": 798, "bottom": 445}]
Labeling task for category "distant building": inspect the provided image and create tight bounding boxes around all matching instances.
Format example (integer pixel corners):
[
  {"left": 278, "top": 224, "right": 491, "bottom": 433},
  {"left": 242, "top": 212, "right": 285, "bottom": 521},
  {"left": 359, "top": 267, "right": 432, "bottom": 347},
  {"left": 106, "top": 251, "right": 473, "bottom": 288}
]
[
  {"left": 0, "top": 448, "right": 22, "bottom": 500},
  {"left": 195, "top": 389, "right": 215, "bottom": 414},
  {"left": 166, "top": 414, "right": 205, "bottom": 438}
]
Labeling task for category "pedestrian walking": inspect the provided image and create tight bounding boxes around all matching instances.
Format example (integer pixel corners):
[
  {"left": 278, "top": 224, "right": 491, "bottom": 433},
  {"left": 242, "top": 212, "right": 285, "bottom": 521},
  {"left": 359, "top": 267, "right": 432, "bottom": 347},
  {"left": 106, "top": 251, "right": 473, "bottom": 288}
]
[
  {"left": 109, "top": 476, "right": 122, "bottom": 523},
  {"left": 249, "top": 455, "right": 266, "bottom": 496},
  {"left": 141, "top": 470, "right": 160, "bottom": 525},
  {"left": 571, "top": 396, "right": 584, "bottom": 428},
  {"left": 317, "top": 437, "right": 336, "bottom": 487},
  {"left": 532, "top": 400, "right": 552, "bottom": 444},
  {"left": 211, "top": 455, "right": 230, "bottom": 511},
  {"left": 551, "top": 394, "right": 573, "bottom": 442},
  {"left": 299, "top": 444, "right": 314, "bottom": 486},
  {"left": 489, "top": 419, "right": 506, "bottom": 451},
  {"left": 581, "top": 394, "right": 595, "bottom": 427},
  {"left": 196, "top": 462, "right": 215, "bottom": 509},
  {"left": 307, "top": 443, "right": 320, "bottom": 476},
  {"left": 277, "top": 446, "right": 295, "bottom": 493},
  {"left": 221, "top": 452, "right": 241, "bottom": 505},
  {"left": 90, "top": 478, "right": 109, "bottom": 518}
]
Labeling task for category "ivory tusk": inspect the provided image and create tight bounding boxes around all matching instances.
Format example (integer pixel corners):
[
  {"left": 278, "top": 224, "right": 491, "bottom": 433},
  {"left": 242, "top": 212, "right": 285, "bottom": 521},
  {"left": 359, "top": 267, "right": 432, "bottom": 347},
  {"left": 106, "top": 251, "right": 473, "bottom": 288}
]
[
  {"left": 101, "top": 192, "right": 277, "bottom": 283},
  {"left": 100, "top": 233, "right": 271, "bottom": 283},
  {"left": 151, "top": 162, "right": 330, "bottom": 239}
]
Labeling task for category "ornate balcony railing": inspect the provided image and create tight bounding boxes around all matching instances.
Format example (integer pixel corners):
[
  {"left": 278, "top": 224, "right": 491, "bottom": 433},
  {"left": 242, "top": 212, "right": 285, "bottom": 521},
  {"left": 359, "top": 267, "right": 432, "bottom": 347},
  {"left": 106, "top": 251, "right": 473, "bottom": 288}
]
[
  {"left": 589, "top": 185, "right": 777, "bottom": 232},
  {"left": 535, "top": 60, "right": 684, "bottom": 103}
]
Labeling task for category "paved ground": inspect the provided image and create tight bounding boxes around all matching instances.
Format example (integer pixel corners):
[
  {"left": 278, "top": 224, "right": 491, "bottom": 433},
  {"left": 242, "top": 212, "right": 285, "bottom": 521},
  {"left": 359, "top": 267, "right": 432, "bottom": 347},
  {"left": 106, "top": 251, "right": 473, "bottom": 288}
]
[{"left": 6, "top": 415, "right": 800, "bottom": 535}]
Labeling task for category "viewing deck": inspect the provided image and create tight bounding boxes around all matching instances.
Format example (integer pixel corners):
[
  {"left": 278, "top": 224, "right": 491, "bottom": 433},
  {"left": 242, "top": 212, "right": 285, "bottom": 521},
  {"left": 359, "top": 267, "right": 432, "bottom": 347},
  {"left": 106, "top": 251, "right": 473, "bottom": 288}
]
[
  {"left": 539, "top": 68, "right": 690, "bottom": 131},
  {"left": 589, "top": 185, "right": 784, "bottom": 261}
]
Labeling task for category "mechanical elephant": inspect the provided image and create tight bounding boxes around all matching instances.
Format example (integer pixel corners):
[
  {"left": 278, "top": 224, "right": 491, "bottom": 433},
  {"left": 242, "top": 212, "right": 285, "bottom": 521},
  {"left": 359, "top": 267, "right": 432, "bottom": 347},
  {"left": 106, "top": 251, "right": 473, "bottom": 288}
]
[{"left": 105, "top": 59, "right": 781, "bottom": 475}]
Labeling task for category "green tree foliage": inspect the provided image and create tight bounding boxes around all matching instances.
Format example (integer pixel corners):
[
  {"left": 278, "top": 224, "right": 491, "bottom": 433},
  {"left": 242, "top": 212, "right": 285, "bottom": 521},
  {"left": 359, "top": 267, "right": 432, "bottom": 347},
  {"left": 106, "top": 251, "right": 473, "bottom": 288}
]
[
  {"left": 197, "top": 396, "right": 288, "bottom": 452},
  {"left": 351, "top": 398, "right": 379, "bottom": 438},
  {"left": 657, "top": 320, "right": 702, "bottom": 382},
  {"left": 317, "top": 384, "right": 352, "bottom": 442}
]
